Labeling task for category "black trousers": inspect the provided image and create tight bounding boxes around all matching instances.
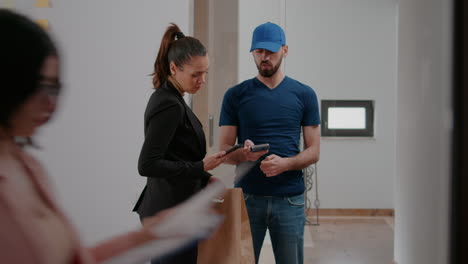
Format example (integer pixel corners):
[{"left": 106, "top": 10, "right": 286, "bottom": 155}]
[{"left": 150, "top": 246, "right": 198, "bottom": 264}]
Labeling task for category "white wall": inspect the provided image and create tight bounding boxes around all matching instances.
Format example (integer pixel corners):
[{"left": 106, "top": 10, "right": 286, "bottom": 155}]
[
  {"left": 238, "top": 0, "right": 285, "bottom": 82},
  {"left": 238, "top": 0, "right": 398, "bottom": 208},
  {"left": 3, "top": 2, "right": 453, "bottom": 261},
  {"left": 394, "top": 0, "right": 452, "bottom": 263},
  {"left": 14, "top": 0, "right": 192, "bottom": 245}
]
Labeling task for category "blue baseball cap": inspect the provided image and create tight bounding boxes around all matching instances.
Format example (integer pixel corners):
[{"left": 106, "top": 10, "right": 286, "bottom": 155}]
[{"left": 250, "top": 22, "right": 286, "bottom": 53}]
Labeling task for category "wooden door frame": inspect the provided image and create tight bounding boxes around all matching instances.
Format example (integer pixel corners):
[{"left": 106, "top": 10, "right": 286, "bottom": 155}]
[{"left": 193, "top": 0, "right": 239, "bottom": 154}]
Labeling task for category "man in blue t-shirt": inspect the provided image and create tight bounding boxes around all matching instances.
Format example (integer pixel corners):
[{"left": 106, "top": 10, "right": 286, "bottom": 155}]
[{"left": 219, "top": 22, "right": 321, "bottom": 264}]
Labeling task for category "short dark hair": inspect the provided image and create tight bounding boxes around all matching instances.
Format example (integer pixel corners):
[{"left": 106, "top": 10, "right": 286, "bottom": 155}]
[
  {"left": 151, "top": 23, "right": 207, "bottom": 88},
  {"left": 0, "top": 9, "right": 58, "bottom": 128}
]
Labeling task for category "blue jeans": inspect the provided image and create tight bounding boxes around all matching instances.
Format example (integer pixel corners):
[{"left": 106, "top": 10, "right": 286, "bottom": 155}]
[{"left": 244, "top": 193, "right": 305, "bottom": 264}]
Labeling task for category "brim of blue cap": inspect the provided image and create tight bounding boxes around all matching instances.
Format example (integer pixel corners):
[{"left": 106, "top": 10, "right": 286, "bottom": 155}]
[{"left": 250, "top": 42, "right": 282, "bottom": 53}]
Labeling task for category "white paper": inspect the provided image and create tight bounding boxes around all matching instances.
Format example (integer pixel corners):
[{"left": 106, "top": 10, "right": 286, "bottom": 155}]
[{"left": 151, "top": 181, "right": 225, "bottom": 239}]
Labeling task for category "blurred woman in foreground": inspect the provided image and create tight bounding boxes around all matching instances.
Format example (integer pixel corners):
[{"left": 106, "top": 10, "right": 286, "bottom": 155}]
[{"left": 0, "top": 9, "right": 222, "bottom": 264}]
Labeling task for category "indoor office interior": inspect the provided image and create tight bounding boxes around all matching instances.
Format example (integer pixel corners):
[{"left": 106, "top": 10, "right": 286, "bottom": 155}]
[{"left": 5, "top": 0, "right": 466, "bottom": 264}]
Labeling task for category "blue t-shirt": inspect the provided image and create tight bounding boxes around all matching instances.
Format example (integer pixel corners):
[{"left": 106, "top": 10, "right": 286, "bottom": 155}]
[{"left": 219, "top": 76, "right": 320, "bottom": 196}]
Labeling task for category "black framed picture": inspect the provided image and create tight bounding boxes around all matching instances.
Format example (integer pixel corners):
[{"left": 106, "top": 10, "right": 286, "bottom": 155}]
[{"left": 321, "top": 100, "right": 374, "bottom": 137}]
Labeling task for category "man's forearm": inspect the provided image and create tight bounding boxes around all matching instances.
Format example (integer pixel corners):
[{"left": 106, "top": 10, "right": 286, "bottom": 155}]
[{"left": 285, "top": 146, "right": 319, "bottom": 171}]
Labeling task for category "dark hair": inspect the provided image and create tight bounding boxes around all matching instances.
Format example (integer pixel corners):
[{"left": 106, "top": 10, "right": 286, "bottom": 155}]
[
  {"left": 0, "top": 9, "right": 58, "bottom": 128},
  {"left": 152, "top": 23, "right": 207, "bottom": 88}
]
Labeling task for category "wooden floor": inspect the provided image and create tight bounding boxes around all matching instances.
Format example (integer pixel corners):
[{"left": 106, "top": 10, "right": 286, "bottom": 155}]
[{"left": 259, "top": 216, "right": 394, "bottom": 264}]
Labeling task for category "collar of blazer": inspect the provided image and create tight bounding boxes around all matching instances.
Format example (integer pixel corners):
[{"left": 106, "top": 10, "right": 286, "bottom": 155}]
[
  {"left": 163, "top": 81, "right": 207, "bottom": 157},
  {"left": 162, "top": 81, "right": 183, "bottom": 98}
]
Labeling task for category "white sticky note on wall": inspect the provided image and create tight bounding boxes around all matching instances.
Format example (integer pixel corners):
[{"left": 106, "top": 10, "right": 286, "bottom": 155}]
[{"left": 35, "top": 0, "right": 49, "bottom": 8}]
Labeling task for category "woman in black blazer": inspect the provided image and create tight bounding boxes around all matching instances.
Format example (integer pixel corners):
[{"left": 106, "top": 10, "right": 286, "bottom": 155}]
[{"left": 132, "top": 24, "right": 226, "bottom": 264}]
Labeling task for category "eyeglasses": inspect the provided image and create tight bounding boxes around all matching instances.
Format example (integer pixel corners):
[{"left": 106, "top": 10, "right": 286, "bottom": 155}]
[{"left": 38, "top": 82, "right": 61, "bottom": 97}]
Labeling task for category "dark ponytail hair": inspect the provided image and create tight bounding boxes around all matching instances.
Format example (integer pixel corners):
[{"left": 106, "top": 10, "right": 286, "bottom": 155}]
[
  {"left": 0, "top": 9, "right": 58, "bottom": 128},
  {"left": 152, "top": 23, "right": 207, "bottom": 88}
]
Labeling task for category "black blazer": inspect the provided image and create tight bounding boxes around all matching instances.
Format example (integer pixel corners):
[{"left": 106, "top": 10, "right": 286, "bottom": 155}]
[{"left": 133, "top": 82, "right": 211, "bottom": 218}]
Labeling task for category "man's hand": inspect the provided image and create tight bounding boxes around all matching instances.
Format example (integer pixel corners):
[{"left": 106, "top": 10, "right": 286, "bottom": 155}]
[
  {"left": 260, "top": 154, "right": 290, "bottom": 177},
  {"left": 243, "top": 139, "right": 268, "bottom": 161}
]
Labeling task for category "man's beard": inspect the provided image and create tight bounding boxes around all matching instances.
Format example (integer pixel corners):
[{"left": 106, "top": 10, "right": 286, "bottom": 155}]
[{"left": 257, "top": 58, "right": 282, "bottom": 77}]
